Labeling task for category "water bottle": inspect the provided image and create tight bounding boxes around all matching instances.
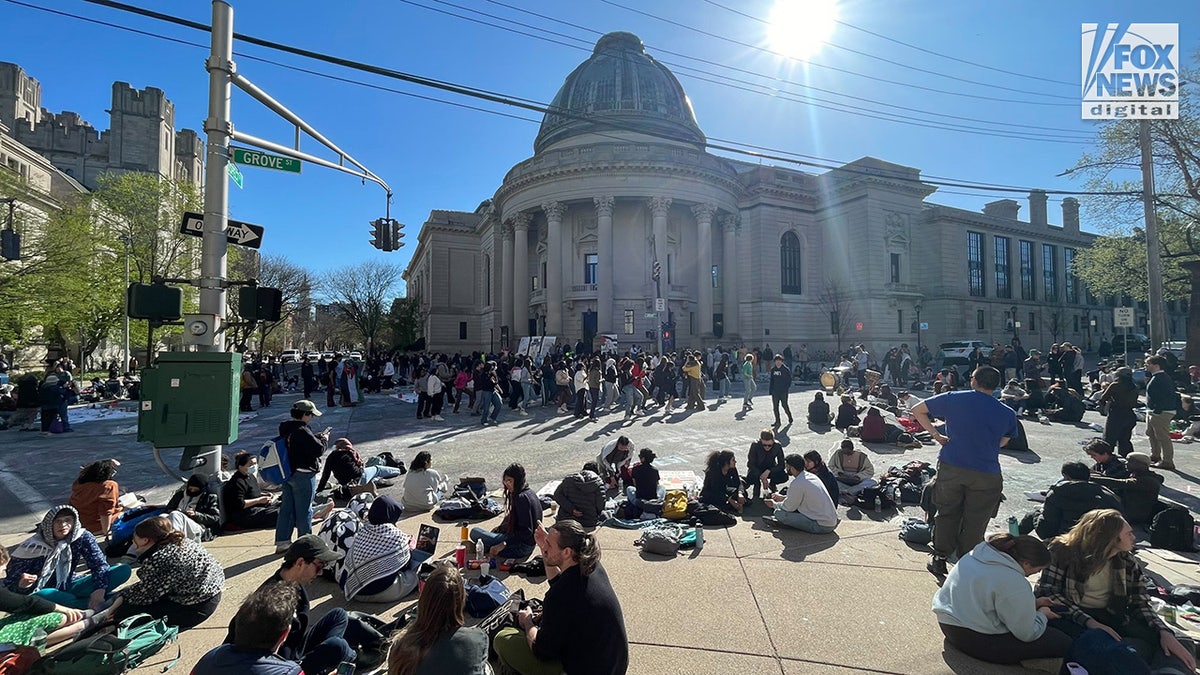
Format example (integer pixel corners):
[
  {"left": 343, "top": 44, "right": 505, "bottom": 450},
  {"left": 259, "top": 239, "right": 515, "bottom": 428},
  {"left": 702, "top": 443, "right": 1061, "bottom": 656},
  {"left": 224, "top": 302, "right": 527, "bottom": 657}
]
[
  {"left": 892, "top": 484, "right": 902, "bottom": 507},
  {"left": 1007, "top": 516, "right": 1019, "bottom": 536},
  {"left": 695, "top": 526, "right": 704, "bottom": 551},
  {"left": 475, "top": 539, "right": 484, "bottom": 561},
  {"left": 874, "top": 494, "right": 882, "bottom": 514},
  {"left": 481, "top": 558, "right": 490, "bottom": 578}
]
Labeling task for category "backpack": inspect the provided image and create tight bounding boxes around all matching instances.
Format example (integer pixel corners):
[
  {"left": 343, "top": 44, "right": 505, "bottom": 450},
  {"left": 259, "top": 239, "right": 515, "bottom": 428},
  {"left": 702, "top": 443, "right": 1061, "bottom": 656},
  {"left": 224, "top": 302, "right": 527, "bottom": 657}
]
[
  {"left": 1150, "top": 507, "right": 1195, "bottom": 551},
  {"left": 32, "top": 614, "right": 179, "bottom": 674},
  {"left": 375, "top": 451, "right": 405, "bottom": 471},
  {"left": 692, "top": 505, "right": 737, "bottom": 528},
  {"left": 898, "top": 517, "right": 933, "bottom": 545},
  {"left": 464, "top": 576, "right": 511, "bottom": 618},
  {"left": 433, "top": 488, "right": 503, "bottom": 521},
  {"left": 855, "top": 486, "right": 896, "bottom": 511},
  {"left": 661, "top": 490, "right": 689, "bottom": 520},
  {"left": 638, "top": 526, "right": 682, "bottom": 556},
  {"left": 255, "top": 436, "right": 292, "bottom": 486},
  {"left": 105, "top": 505, "right": 168, "bottom": 557}
]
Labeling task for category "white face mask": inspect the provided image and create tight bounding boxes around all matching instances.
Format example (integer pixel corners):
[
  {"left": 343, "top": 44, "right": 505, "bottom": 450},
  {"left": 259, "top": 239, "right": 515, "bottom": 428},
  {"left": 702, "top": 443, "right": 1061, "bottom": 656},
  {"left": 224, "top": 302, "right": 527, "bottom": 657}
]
[{"left": 248, "top": 465, "right": 259, "bottom": 477}]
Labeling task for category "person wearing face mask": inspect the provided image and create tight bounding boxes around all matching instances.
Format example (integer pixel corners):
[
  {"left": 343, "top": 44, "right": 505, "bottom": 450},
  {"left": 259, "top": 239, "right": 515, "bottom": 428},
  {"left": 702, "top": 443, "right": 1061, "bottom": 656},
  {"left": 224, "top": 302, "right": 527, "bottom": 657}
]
[
  {"left": 166, "top": 474, "right": 220, "bottom": 540},
  {"left": 765, "top": 454, "right": 839, "bottom": 533},
  {"left": 112, "top": 516, "right": 224, "bottom": 630},
  {"left": 222, "top": 451, "right": 280, "bottom": 531}
]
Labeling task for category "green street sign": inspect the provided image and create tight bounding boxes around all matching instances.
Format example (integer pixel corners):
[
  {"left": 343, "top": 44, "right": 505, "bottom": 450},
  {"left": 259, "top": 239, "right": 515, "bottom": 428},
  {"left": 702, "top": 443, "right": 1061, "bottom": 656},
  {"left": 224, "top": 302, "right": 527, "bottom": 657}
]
[
  {"left": 226, "top": 162, "right": 243, "bottom": 188},
  {"left": 232, "top": 148, "right": 302, "bottom": 174}
]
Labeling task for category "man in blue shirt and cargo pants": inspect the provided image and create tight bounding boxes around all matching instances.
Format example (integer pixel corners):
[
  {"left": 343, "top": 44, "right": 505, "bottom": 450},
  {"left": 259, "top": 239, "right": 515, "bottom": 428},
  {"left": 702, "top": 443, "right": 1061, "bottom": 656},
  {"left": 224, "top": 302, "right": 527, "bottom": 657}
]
[{"left": 911, "top": 365, "right": 1016, "bottom": 579}]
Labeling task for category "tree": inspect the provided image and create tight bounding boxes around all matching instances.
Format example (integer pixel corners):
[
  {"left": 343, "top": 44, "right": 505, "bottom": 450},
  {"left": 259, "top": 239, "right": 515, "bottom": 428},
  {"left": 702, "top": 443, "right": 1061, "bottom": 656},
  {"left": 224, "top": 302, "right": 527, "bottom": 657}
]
[
  {"left": 225, "top": 251, "right": 312, "bottom": 353},
  {"left": 321, "top": 260, "right": 404, "bottom": 347},
  {"left": 817, "top": 277, "right": 856, "bottom": 354},
  {"left": 387, "top": 296, "right": 425, "bottom": 350}
]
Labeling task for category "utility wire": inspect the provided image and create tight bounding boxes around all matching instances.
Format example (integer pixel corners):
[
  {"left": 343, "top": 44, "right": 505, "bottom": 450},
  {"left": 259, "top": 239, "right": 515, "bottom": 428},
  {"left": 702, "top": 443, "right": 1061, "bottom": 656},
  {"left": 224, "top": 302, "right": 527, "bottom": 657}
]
[
  {"left": 699, "top": 0, "right": 1077, "bottom": 88},
  {"left": 12, "top": 0, "right": 1133, "bottom": 197}
]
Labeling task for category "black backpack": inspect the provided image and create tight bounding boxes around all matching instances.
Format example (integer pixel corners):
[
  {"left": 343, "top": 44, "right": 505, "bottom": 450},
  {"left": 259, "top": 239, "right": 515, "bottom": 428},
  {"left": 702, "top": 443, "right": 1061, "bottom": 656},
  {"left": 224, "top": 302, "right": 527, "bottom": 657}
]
[{"left": 1150, "top": 507, "right": 1195, "bottom": 551}]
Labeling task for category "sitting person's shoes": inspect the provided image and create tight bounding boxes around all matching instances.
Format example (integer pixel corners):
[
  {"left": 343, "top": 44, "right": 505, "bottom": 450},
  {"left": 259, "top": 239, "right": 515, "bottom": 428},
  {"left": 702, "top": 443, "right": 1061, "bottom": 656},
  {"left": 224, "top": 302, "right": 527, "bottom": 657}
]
[
  {"left": 373, "top": 479, "right": 396, "bottom": 488},
  {"left": 511, "top": 555, "right": 546, "bottom": 577},
  {"left": 927, "top": 555, "right": 948, "bottom": 579}
]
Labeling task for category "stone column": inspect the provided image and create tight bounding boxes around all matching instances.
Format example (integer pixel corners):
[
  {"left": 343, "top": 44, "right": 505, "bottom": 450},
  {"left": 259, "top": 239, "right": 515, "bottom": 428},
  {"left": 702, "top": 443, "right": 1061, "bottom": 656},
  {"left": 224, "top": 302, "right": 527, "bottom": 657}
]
[
  {"left": 511, "top": 212, "right": 531, "bottom": 337},
  {"left": 693, "top": 203, "right": 715, "bottom": 336},
  {"left": 500, "top": 222, "right": 514, "bottom": 336},
  {"left": 595, "top": 196, "right": 615, "bottom": 334},
  {"left": 721, "top": 213, "right": 740, "bottom": 337},
  {"left": 542, "top": 201, "right": 566, "bottom": 336},
  {"left": 648, "top": 196, "right": 672, "bottom": 286}
]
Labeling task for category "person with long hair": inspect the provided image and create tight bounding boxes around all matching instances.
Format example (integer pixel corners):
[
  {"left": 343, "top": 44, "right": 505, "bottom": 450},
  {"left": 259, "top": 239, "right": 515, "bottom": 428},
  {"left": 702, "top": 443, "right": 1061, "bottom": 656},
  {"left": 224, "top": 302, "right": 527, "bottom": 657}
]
[
  {"left": 401, "top": 451, "right": 448, "bottom": 512},
  {"left": 1098, "top": 367, "right": 1139, "bottom": 456},
  {"left": 114, "top": 515, "right": 224, "bottom": 629},
  {"left": 469, "top": 464, "right": 540, "bottom": 559},
  {"left": 803, "top": 450, "right": 839, "bottom": 503},
  {"left": 68, "top": 458, "right": 123, "bottom": 535},
  {"left": 699, "top": 450, "right": 746, "bottom": 514},
  {"left": 1036, "top": 509, "right": 1196, "bottom": 673},
  {"left": 385, "top": 566, "right": 488, "bottom": 675},
  {"left": 933, "top": 533, "right": 1071, "bottom": 665}
]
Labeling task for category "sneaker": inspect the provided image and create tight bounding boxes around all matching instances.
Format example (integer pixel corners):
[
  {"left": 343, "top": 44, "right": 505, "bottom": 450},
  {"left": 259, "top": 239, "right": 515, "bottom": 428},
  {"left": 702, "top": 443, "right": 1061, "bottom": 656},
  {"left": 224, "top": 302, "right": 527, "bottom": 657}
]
[
  {"left": 432, "top": 415, "right": 445, "bottom": 421},
  {"left": 374, "top": 479, "right": 395, "bottom": 489},
  {"left": 927, "top": 555, "right": 948, "bottom": 578},
  {"left": 313, "top": 502, "right": 336, "bottom": 521},
  {"left": 1152, "top": 462, "right": 1177, "bottom": 470},
  {"left": 517, "top": 410, "right": 529, "bottom": 416}
]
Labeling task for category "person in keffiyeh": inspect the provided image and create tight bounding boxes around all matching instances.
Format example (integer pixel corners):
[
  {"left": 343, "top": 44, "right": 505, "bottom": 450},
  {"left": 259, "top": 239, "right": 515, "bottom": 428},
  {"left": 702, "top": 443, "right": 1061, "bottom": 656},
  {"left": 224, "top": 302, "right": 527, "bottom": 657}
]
[{"left": 4, "top": 505, "right": 131, "bottom": 609}]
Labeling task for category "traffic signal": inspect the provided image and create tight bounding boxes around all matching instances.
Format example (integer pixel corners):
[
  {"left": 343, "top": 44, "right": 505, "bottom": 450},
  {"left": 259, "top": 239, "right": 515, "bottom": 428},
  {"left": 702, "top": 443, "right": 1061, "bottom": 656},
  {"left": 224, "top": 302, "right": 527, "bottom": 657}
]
[
  {"left": 0, "top": 229, "right": 18, "bottom": 261},
  {"left": 661, "top": 322, "right": 671, "bottom": 341},
  {"left": 369, "top": 219, "right": 383, "bottom": 250},
  {"left": 652, "top": 259, "right": 662, "bottom": 280},
  {"left": 127, "top": 283, "right": 183, "bottom": 321},
  {"left": 389, "top": 219, "right": 405, "bottom": 251},
  {"left": 238, "top": 286, "right": 283, "bottom": 322}
]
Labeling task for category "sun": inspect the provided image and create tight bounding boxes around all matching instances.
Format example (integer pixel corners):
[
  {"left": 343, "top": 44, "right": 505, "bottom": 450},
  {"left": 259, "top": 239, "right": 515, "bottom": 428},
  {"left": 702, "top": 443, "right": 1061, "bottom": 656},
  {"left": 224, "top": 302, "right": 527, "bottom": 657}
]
[{"left": 765, "top": 0, "right": 839, "bottom": 61}]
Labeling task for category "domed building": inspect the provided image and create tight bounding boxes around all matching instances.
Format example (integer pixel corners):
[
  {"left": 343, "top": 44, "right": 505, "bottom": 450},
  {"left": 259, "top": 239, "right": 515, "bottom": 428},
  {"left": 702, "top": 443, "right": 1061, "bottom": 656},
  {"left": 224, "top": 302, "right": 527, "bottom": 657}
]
[{"left": 405, "top": 32, "right": 1121, "bottom": 357}]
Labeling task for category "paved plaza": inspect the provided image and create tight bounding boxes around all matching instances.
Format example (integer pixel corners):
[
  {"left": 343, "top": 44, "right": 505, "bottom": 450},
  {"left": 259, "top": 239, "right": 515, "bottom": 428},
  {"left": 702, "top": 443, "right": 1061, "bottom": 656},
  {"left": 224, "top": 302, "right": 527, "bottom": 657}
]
[{"left": 1, "top": 381, "right": 1198, "bottom": 674}]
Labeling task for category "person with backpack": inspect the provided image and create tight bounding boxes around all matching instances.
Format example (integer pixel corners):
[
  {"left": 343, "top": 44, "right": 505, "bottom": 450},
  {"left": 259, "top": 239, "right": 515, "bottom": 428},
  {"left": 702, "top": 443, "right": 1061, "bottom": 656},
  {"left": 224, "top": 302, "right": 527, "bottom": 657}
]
[
  {"left": 384, "top": 565, "right": 489, "bottom": 675},
  {"left": 469, "top": 464, "right": 541, "bottom": 560},
  {"left": 401, "top": 451, "right": 448, "bottom": 512},
  {"left": 193, "top": 582, "right": 302, "bottom": 674},
  {"left": 765, "top": 454, "right": 838, "bottom": 534},
  {"left": 113, "top": 515, "right": 224, "bottom": 630},
  {"left": 1036, "top": 509, "right": 1196, "bottom": 673},
  {"left": 275, "top": 400, "right": 331, "bottom": 554},
  {"left": 932, "top": 534, "right": 1072, "bottom": 666}
]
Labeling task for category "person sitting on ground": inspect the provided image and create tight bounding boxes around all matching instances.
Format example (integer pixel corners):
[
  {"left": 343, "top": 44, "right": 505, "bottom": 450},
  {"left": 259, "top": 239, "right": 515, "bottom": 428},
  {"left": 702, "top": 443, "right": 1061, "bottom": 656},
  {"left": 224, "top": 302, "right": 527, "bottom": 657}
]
[
  {"left": 932, "top": 533, "right": 1072, "bottom": 666},
  {"left": 222, "top": 452, "right": 280, "bottom": 530},
  {"left": 834, "top": 395, "right": 861, "bottom": 431},
  {"left": 553, "top": 462, "right": 607, "bottom": 527},
  {"left": 494, "top": 521, "right": 629, "bottom": 675},
  {"left": 339, "top": 496, "right": 428, "bottom": 603},
  {"left": 112, "top": 515, "right": 224, "bottom": 630},
  {"left": 595, "top": 436, "right": 633, "bottom": 490},
  {"left": 1042, "top": 383, "right": 1084, "bottom": 424},
  {"left": 193, "top": 582, "right": 302, "bottom": 675},
  {"left": 1090, "top": 452, "right": 1163, "bottom": 526},
  {"left": 68, "top": 458, "right": 123, "bottom": 536},
  {"left": 744, "top": 429, "right": 787, "bottom": 501},
  {"left": 385, "top": 565, "right": 489, "bottom": 675},
  {"left": 827, "top": 439, "right": 877, "bottom": 498},
  {"left": 1019, "top": 462, "right": 1122, "bottom": 539},
  {"left": 1000, "top": 380, "right": 1030, "bottom": 413},
  {"left": 766, "top": 454, "right": 839, "bottom": 534},
  {"left": 875, "top": 384, "right": 899, "bottom": 411},
  {"left": 166, "top": 474, "right": 220, "bottom": 540},
  {"left": 627, "top": 448, "right": 664, "bottom": 505},
  {"left": 859, "top": 406, "right": 890, "bottom": 442},
  {"left": 808, "top": 391, "right": 832, "bottom": 426},
  {"left": 1036, "top": 509, "right": 1196, "bottom": 673},
  {"left": 699, "top": 450, "right": 747, "bottom": 515},
  {"left": 896, "top": 390, "right": 916, "bottom": 416},
  {"left": 317, "top": 438, "right": 402, "bottom": 497},
  {"left": 469, "top": 464, "right": 541, "bottom": 560},
  {"left": 0, "top": 546, "right": 117, "bottom": 648},
  {"left": 803, "top": 450, "right": 840, "bottom": 503},
  {"left": 4, "top": 505, "right": 131, "bottom": 610},
  {"left": 226, "top": 536, "right": 354, "bottom": 675},
  {"left": 400, "top": 451, "right": 448, "bottom": 512},
  {"left": 1084, "top": 438, "right": 1129, "bottom": 479}
]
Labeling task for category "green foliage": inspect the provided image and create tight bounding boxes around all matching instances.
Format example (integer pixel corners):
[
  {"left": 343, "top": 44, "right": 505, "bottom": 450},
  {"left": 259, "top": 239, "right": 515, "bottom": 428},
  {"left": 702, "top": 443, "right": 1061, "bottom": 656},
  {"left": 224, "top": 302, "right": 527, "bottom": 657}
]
[
  {"left": 321, "top": 260, "right": 405, "bottom": 346},
  {"left": 388, "top": 296, "right": 425, "bottom": 350}
]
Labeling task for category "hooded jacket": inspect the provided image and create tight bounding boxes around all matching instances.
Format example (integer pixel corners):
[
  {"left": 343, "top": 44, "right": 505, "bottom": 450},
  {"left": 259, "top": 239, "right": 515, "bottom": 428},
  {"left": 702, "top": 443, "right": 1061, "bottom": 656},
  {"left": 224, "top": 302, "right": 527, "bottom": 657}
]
[
  {"left": 932, "top": 540, "right": 1048, "bottom": 641},
  {"left": 552, "top": 470, "right": 606, "bottom": 527},
  {"left": 278, "top": 419, "right": 325, "bottom": 474},
  {"left": 1035, "top": 480, "right": 1122, "bottom": 539},
  {"left": 166, "top": 475, "right": 221, "bottom": 531}
]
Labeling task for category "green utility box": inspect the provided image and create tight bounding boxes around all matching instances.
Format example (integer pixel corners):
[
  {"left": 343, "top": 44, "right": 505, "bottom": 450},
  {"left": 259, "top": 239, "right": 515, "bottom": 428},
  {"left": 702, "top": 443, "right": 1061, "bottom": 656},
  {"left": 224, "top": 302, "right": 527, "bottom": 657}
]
[{"left": 138, "top": 351, "right": 240, "bottom": 447}]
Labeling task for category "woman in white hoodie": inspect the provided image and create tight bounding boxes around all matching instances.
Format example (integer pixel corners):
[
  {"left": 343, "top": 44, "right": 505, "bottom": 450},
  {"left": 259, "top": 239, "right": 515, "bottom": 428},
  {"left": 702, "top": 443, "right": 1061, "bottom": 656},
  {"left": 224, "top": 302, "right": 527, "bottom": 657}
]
[{"left": 931, "top": 533, "right": 1072, "bottom": 665}]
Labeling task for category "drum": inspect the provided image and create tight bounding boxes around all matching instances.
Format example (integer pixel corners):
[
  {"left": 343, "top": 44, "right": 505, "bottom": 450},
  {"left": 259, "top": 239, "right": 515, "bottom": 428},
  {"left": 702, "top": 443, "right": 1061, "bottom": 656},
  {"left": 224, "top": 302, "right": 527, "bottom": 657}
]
[{"left": 819, "top": 371, "right": 837, "bottom": 390}]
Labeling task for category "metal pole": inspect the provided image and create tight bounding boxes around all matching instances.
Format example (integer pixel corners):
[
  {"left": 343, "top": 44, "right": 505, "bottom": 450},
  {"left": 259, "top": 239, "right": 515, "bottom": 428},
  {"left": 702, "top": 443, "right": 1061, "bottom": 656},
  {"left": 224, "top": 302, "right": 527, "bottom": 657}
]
[
  {"left": 122, "top": 237, "right": 130, "bottom": 374},
  {"left": 1140, "top": 119, "right": 1166, "bottom": 351}
]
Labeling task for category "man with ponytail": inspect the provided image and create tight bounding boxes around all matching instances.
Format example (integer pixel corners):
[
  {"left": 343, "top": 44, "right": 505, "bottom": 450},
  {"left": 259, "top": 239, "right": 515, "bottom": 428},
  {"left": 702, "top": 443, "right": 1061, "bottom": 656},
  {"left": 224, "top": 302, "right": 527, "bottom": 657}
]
[{"left": 494, "top": 520, "right": 628, "bottom": 675}]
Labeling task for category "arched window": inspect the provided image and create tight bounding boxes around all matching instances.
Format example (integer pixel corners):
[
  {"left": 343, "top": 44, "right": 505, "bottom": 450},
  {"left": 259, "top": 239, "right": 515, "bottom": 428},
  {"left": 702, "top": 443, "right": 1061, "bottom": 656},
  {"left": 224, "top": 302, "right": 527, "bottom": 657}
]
[{"left": 780, "top": 231, "right": 802, "bottom": 295}]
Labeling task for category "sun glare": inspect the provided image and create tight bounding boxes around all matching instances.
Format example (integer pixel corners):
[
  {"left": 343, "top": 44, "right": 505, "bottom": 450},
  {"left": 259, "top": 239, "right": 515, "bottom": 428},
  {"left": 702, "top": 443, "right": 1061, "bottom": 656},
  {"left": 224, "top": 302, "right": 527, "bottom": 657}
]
[{"left": 766, "top": 0, "right": 839, "bottom": 61}]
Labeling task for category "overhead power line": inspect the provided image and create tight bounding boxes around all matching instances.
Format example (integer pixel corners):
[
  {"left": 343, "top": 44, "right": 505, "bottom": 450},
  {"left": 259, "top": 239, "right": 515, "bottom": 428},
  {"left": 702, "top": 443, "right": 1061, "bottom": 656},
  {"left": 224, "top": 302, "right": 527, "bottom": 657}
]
[{"left": 7, "top": 0, "right": 1132, "bottom": 198}]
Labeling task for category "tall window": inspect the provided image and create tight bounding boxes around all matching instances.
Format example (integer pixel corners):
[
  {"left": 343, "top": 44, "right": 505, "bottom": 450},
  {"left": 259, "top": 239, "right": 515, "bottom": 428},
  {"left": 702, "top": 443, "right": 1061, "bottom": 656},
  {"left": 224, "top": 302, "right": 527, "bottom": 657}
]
[
  {"left": 994, "top": 236, "right": 1011, "bottom": 299},
  {"left": 977, "top": 309, "right": 985, "bottom": 330},
  {"left": 1042, "top": 244, "right": 1057, "bottom": 302},
  {"left": 623, "top": 309, "right": 634, "bottom": 335},
  {"left": 897, "top": 310, "right": 903, "bottom": 334},
  {"left": 667, "top": 255, "right": 673, "bottom": 284},
  {"left": 1028, "top": 312, "right": 1037, "bottom": 332},
  {"left": 780, "top": 231, "right": 802, "bottom": 295},
  {"left": 584, "top": 253, "right": 598, "bottom": 285},
  {"left": 890, "top": 253, "right": 901, "bottom": 283},
  {"left": 1064, "top": 248, "right": 1078, "bottom": 303},
  {"left": 1020, "top": 240, "right": 1035, "bottom": 300},
  {"left": 459, "top": 322, "right": 467, "bottom": 340},
  {"left": 541, "top": 261, "right": 547, "bottom": 289},
  {"left": 967, "top": 232, "right": 985, "bottom": 297}
]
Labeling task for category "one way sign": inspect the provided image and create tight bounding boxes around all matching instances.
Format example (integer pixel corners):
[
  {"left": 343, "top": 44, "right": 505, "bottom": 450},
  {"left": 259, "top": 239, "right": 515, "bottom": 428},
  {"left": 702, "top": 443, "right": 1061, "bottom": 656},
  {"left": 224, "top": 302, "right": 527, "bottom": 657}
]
[{"left": 179, "top": 212, "right": 264, "bottom": 249}]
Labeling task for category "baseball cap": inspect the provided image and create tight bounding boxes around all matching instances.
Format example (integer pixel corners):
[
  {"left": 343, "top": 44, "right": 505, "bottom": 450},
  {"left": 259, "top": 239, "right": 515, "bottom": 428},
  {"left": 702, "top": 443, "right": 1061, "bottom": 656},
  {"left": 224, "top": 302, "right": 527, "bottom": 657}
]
[
  {"left": 44, "top": 375, "right": 59, "bottom": 385},
  {"left": 283, "top": 534, "right": 339, "bottom": 564},
  {"left": 292, "top": 400, "right": 322, "bottom": 417}
]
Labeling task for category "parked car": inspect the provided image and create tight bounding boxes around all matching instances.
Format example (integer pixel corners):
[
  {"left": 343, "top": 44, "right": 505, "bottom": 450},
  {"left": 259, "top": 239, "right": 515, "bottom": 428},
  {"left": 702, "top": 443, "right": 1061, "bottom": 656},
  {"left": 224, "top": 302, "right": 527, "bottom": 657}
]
[
  {"left": 348, "top": 351, "right": 363, "bottom": 360},
  {"left": 934, "top": 340, "right": 994, "bottom": 369},
  {"left": 1162, "top": 341, "right": 1186, "bottom": 361},
  {"left": 1110, "top": 333, "right": 1151, "bottom": 354},
  {"left": 321, "top": 351, "right": 335, "bottom": 360},
  {"left": 280, "top": 349, "right": 300, "bottom": 363},
  {"left": 303, "top": 351, "right": 321, "bottom": 361}
]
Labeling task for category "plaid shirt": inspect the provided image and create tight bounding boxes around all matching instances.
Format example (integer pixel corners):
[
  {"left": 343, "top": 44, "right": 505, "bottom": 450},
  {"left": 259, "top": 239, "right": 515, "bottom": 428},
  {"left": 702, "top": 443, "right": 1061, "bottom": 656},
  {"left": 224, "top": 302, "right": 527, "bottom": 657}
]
[{"left": 1035, "top": 550, "right": 1166, "bottom": 632}]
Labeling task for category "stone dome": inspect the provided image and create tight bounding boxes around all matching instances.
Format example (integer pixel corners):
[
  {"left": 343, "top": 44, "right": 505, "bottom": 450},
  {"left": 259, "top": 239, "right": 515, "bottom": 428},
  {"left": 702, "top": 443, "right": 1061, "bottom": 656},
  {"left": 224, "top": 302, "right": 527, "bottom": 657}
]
[{"left": 534, "top": 32, "right": 705, "bottom": 154}]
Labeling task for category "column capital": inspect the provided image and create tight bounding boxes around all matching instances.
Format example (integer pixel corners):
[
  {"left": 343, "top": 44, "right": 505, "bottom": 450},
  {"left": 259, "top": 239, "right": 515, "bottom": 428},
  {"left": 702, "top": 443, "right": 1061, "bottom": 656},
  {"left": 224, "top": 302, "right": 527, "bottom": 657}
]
[
  {"left": 593, "top": 195, "right": 615, "bottom": 217},
  {"left": 541, "top": 201, "right": 567, "bottom": 222},
  {"left": 720, "top": 213, "right": 741, "bottom": 232},
  {"left": 691, "top": 202, "right": 717, "bottom": 221},
  {"left": 506, "top": 211, "right": 532, "bottom": 231},
  {"left": 500, "top": 220, "right": 514, "bottom": 238},
  {"left": 647, "top": 196, "right": 673, "bottom": 217}
]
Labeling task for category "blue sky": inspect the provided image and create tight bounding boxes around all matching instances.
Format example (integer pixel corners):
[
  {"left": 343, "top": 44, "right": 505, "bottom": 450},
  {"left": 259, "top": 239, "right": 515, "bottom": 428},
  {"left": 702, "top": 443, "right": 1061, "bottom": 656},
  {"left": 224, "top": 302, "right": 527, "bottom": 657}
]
[{"left": 3, "top": 0, "right": 1197, "bottom": 294}]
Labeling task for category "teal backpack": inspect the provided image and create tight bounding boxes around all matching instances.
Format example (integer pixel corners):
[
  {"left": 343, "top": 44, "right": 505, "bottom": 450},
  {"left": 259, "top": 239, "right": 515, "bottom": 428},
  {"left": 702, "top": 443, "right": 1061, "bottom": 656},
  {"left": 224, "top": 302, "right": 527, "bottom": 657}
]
[{"left": 33, "top": 614, "right": 180, "bottom": 674}]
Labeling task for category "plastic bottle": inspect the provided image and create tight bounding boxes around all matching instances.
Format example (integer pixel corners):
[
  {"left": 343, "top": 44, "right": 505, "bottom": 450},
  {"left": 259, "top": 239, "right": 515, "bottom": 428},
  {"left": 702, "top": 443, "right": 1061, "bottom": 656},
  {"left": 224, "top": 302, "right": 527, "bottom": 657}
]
[
  {"left": 475, "top": 539, "right": 484, "bottom": 561},
  {"left": 892, "top": 484, "right": 902, "bottom": 507},
  {"left": 1007, "top": 516, "right": 1019, "bottom": 536},
  {"left": 481, "top": 558, "right": 490, "bottom": 578},
  {"left": 874, "top": 495, "right": 882, "bottom": 514},
  {"left": 1089, "top": 422, "right": 1104, "bottom": 432},
  {"left": 695, "top": 527, "right": 704, "bottom": 550},
  {"left": 459, "top": 521, "right": 469, "bottom": 542}
]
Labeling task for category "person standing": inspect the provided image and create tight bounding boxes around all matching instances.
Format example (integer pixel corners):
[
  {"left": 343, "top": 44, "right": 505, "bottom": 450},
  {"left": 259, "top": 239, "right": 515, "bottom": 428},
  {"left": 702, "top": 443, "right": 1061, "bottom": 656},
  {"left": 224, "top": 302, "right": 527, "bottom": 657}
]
[
  {"left": 740, "top": 353, "right": 756, "bottom": 411},
  {"left": 797, "top": 343, "right": 809, "bottom": 380},
  {"left": 300, "top": 357, "right": 315, "bottom": 400},
  {"left": 912, "top": 366, "right": 1016, "bottom": 579},
  {"left": 766, "top": 454, "right": 839, "bottom": 534},
  {"left": 1143, "top": 355, "right": 1177, "bottom": 470},
  {"left": 1098, "top": 367, "right": 1139, "bottom": 456},
  {"left": 768, "top": 354, "right": 793, "bottom": 427},
  {"left": 854, "top": 344, "right": 870, "bottom": 390},
  {"left": 275, "top": 401, "right": 330, "bottom": 554}
]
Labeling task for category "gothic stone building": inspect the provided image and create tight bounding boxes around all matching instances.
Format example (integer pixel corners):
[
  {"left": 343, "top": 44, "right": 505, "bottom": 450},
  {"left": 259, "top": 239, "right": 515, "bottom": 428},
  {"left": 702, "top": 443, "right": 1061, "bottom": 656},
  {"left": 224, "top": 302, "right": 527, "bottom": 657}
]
[{"left": 405, "top": 32, "right": 1170, "bottom": 357}]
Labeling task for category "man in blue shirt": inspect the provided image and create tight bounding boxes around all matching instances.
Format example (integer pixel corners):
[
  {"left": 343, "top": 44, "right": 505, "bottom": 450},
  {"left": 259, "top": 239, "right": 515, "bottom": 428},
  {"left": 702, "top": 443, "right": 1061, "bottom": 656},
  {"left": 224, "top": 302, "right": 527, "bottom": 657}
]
[{"left": 911, "top": 366, "right": 1016, "bottom": 579}]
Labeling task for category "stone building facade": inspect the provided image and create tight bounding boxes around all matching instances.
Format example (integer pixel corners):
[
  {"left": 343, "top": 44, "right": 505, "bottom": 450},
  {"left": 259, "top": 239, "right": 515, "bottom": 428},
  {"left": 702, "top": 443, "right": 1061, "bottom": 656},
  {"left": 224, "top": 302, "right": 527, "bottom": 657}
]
[{"left": 403, "top": 32, "right": 1185, "bottom": 356}]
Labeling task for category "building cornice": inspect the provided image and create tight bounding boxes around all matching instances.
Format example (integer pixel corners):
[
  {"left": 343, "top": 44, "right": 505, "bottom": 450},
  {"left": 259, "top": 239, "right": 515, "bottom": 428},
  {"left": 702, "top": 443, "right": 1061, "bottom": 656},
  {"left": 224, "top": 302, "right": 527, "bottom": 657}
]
[{"left": 922, "top": 206, "right": 1097, "bottom": 245}]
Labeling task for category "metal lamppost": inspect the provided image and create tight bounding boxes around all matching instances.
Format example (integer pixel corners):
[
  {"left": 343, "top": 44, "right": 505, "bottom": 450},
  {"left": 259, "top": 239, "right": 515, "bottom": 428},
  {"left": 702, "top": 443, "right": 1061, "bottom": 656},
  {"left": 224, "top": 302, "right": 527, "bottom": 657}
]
[
  {"left": 119, "top": 234, "right": 132, "bottom": 373},
  {"left": 1010, "top": 305, "right": 1019, "bottom": 341},
  {"left": 913, "top": 300, "right": 923, "bottom": 354},
  {"left": 1083, "top": 309, "right": 1092, "bottom": 352}
]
